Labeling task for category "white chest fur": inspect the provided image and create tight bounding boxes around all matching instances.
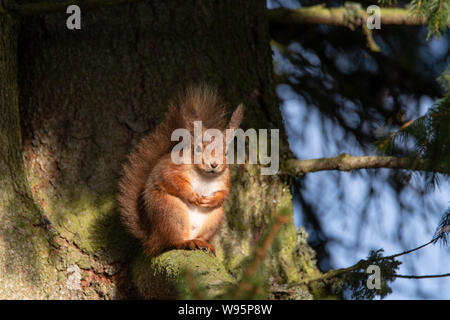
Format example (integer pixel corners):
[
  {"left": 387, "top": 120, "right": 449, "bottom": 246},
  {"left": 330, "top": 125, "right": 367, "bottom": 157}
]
[
  {"left": 190, "top": 170, "right": 223, "bottom": 196},
  {"left": 187, "top": 206, "right": 209, "bottom": 239},
  {"left": 186, "top": 170, "right": 223, "bottom": 239}
]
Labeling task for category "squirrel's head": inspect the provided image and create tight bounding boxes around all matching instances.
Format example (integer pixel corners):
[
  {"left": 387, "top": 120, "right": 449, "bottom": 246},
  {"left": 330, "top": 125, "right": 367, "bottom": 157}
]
[{"left": 192, "top": 104, "right": 243, "bottom": 176}]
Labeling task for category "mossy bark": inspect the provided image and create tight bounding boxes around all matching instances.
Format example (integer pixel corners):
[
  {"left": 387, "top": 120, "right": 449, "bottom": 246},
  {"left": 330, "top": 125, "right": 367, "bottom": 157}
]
[
  {"left": 0, "top": 14, "right": 111, "bottom": 299},
  {"left": 0, "top": 0, "right": 323, "bottom": 299}
]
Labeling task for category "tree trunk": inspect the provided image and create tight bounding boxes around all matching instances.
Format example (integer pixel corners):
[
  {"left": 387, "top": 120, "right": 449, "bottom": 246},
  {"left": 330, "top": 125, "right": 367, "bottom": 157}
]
[{"left": 0, "top": 0, "right": 322, "bottom": 299}]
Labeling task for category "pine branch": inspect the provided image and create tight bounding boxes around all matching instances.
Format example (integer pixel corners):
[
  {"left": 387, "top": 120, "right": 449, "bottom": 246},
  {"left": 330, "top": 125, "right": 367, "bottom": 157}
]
[
  {"left": 232, "top": 211, "right": 290, "bottom": 299},
  {"left": 268, "top": 6, "right": 427, "bottom": 27},
  {"left": 283, "top": 154, "right": 448, "bottom": 176},
  {"left": 286, "top": 239, "right": 446, "bottom": 290},
  {"left": 435, "top": 0, "right": 443, "bottom": 33},
  {"left": 432, "top": 208, "right": 450, "bottom": 246}
]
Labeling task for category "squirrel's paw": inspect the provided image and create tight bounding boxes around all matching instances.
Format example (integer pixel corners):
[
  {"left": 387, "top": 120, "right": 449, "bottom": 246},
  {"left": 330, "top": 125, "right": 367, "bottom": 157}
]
[
  {"left": 185, "top": 239, "right": 216, "bottom": 256},
  {"left": 197, "top": 193, "right": 222, "bottom": 208},
  {"left": 186, "top": 192, "right": 202, "bottom": 206}
]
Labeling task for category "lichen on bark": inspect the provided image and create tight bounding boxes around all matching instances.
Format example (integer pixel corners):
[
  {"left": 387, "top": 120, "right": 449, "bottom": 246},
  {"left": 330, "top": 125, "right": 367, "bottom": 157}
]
[{"left": 132, "top": 250, "right": 237, "bottom": 299}]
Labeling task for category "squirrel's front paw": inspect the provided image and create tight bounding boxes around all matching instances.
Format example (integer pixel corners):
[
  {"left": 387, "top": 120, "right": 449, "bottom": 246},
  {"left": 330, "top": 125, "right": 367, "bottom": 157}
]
[
  {"left": 186, "top": 191, "right": 202, "bottom": 206},
  {"left": 198, "top": 193, "right": 222, "bottom": 208}
]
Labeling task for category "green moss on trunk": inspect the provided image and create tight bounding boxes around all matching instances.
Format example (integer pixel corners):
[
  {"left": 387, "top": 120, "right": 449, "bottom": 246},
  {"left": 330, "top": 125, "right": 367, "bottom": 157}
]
[{"left": 132, "top": 251, "right": 236, "bottom": 299}]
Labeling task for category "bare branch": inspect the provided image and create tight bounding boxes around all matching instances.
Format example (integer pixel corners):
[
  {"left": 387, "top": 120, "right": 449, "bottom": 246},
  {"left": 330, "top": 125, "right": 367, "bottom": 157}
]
[
  {"left": 283, "top": 154, "right": 448, "bottom": 175},
  {"left": 394, "top": 273, "right": 450, "bottom": 279},
  {"left": 382, "top": 240, "right": 434, "bottom": 260},
  {"left": 268, "top": 6, "right": 427, "bottom": 27}
]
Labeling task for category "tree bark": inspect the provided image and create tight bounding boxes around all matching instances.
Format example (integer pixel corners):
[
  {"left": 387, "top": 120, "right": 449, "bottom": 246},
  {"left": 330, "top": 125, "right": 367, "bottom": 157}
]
[
  {"left": 0, "top": 13, "right": 92, "bottom": 299},
  {"left": 0, "top": 0, "right": 323, "bottom": 299}
]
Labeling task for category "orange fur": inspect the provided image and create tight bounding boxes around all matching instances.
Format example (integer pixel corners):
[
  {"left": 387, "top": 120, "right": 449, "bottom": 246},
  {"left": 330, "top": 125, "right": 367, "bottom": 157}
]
[{"left": 118, "top": 85, "right": 243, "bottom": 256}]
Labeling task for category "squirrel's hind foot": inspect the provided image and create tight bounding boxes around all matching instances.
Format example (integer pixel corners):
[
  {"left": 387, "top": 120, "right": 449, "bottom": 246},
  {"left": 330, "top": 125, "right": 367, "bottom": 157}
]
[{"left": 176, "top": 239, "right": 216, "bottom": 256}]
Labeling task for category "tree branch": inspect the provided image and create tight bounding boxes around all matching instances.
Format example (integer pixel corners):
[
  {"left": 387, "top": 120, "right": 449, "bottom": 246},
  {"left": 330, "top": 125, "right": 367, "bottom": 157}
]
[
  {"left": 283, "top": 154, "right": 448, "bottom": 175},
  {"left": 286, "top": 239, "right": 448, "bottom": 288},
  {"left": 1, "top": 1, "right": 431, "bottom": 22},
  {"left": 394, "top": 273, "right": 450, "bottom": 279},
  {"left": 382, "top": 240, "right": 434, "bottom": 260},
  {"left": 286, "top": 260, "right": 364, "bottom": 288},
  {"left": 268, "top": 5, "right": 427, "bottom": 27}
]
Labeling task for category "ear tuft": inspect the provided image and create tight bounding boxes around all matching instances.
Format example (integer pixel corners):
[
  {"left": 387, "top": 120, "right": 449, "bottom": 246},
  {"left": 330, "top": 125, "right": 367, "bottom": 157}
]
[{"left": 228, "top": 104, "right": 244, "bottom": 130}]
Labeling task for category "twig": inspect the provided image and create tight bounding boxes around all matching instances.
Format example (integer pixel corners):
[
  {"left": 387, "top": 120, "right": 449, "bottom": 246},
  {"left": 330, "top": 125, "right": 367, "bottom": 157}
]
[
  {"left": 185, "top": 268, "right": 204, "bottom": 300},
  {"left": 232, "top": 213, "right": 290, "bottom": 299},
  {"left": 283, "top": 154, "right": 448, "bottom": 176},
  {"left": 378, "top": 119, "right": 415, "bottom": 151},
  {"left": 416, "top": 0, "right": 422, "bottom": 14},
  {"left": 382, "top": 240, "right": 434, "bottom": 260},
  {"left": 286, "top": 260, "right": 364, "bottom": 288},
  {"left": 394, "top": 273, "right": 450, "bottom": 279},
  {"left": 435, "top": 0, "right": 443, "bottom": 33}
]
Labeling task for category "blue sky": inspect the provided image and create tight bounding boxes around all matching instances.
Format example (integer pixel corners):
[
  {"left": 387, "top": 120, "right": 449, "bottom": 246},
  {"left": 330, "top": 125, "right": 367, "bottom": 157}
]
[
  {"left": 278, "top": 86, "right": 450, "bottom": 299},
  {"left": 268, "top": 0, "right": 450, "bottom": 299}
]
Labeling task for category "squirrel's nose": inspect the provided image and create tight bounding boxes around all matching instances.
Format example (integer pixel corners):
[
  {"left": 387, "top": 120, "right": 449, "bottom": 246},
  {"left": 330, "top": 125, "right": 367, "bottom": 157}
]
[{"left": 211, "top": 162, "right": 218, "bottom": 169}]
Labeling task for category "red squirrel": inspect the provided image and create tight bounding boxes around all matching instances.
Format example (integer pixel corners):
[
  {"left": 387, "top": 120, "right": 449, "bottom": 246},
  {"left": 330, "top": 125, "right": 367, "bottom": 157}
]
[{"left": 118, "top": 85, "right": 243, "bottom": 256}]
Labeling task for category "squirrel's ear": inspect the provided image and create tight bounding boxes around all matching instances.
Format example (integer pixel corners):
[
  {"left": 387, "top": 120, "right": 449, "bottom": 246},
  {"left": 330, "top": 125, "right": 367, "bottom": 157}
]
[{"left": 227, "top": 104, "right": 244, "bottom": 130}]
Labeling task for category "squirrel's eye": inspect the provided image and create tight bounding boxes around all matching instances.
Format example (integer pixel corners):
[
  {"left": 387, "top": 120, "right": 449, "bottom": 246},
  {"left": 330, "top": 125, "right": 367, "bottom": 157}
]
[{"left": 196, "top": 145, "right": 202, "bottom": 152}]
